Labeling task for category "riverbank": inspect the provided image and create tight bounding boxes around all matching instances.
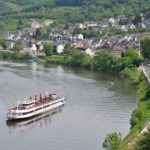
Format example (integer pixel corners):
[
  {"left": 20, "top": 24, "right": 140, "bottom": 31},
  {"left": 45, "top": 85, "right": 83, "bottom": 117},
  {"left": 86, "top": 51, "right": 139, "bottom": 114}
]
[
  {"left": 0, "top": 51, "right": 34, "bottom": 60},
  {"left": 120, "top": 67, "right": 150, "bottom": 150}
]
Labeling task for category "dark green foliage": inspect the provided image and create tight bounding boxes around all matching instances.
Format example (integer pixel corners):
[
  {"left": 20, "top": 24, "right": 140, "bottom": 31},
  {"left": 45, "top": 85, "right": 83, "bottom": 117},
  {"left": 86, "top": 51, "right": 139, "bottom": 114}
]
[
  {"left": 125, "top": 49, "right": 141, "bottom": 67},
  {"left": 34, "top": 27, "right": 49, "bottom": 40},
  {"left": 135, "top": 72, "right": 150, "bottom": 101},
  {"left": 132, "top": 14, "right": 142, "bottom": 25},
  {"left": 103, "top": 132, "right": 122, "bottom": 150},
  {"left": 0, "top": 39, "right": 7, "bottom": 49},
  {"left": 93, "top": 49, "right": 131, "bottom": 72},
  {"left": 12, "top": 43, "right": 23, "bottom": 52},
  {"left": 135, "top": 131, "right": 150, "bottom": 150},
  {"left": 43, "top": 43, "right": 53, "bottom": 56},
  {"left": 0, "top": 51, "right": 33, "bottom": 60},
  {"left": 121, "top": 57, "right": 132, "bottom": 68},
  {"left": 130, "top": 109, "right": 143, "bottom": 128},
  {"left": 65, "top": 50, "right": 92, "bottom": 68},
  {"left": 140, "top": 36, "right": 150, "bottom": 60},
  {"left": 0, "top": 0, "right": 150, "bottom": 31},
  {"left": 45, "top": 55, "right": 65, "bottom": 64}
]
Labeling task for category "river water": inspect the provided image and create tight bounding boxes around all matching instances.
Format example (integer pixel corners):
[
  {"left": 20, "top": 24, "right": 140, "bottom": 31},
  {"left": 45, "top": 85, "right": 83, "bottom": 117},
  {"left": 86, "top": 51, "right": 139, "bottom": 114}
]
[{"left": 0, "top": 61, "right": 137, "bottom": 150}]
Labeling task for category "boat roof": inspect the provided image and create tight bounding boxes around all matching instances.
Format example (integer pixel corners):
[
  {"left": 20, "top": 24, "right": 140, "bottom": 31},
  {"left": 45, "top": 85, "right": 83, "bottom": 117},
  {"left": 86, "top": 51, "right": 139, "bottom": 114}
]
[{"left": 21, "top": 100, "right": 36, "bottom": 105}]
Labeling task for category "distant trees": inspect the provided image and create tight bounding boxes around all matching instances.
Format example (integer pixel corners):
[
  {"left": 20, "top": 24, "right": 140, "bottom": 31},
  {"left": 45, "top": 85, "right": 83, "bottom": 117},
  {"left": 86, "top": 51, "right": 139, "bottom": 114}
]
[
  {"left": 140, "top": 36, "right": 150, "bottom": 60},
  {"left": 103, "top": 132, "right": 122, "bottom": 150},
  {"left": 43, "top": 43, "right": 53, "bottom": 56}
]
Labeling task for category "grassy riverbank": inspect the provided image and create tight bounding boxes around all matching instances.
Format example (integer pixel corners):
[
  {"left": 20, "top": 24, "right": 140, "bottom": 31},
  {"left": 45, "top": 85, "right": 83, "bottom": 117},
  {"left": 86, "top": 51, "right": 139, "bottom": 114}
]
[
  {"left": 120, "top": 68, "right": 150, "bottom": 150},
  {"left": 0, "top": 51, "right": 34, "bottom": 60}
]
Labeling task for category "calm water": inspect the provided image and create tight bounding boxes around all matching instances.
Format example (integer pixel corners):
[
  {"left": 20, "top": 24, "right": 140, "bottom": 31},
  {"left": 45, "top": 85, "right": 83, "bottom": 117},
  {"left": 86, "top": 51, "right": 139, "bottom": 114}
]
[{"left": 0, "top": 61, "right": 137, "bottom": 150}]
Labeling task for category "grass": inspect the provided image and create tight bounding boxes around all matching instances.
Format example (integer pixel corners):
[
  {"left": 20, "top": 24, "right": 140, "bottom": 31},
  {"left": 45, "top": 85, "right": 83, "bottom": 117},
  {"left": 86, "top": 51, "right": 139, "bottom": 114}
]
[
  {"left": 0, "top": 51, "right": 34, "bottom": 60},
  {"left": 120, "top": 67, "right": 139, "bottom": 82},
  {"left": 120, "top": 68, "right": 150, "bottom": 150},
  {"left": 45, "top": 55, "right": 65, "bottom": 64}
]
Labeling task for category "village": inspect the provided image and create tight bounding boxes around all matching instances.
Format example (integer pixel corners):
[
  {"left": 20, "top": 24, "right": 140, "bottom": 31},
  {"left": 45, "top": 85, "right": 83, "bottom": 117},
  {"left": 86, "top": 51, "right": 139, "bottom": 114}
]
[{"left": 1, "top": 11, "right": 150, "bottom": 58}]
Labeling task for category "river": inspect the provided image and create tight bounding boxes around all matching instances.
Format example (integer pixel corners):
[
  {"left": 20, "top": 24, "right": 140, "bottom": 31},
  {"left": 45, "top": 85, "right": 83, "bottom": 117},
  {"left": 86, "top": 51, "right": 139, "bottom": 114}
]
[{"left": 0, "top": 61, "right": 137, "bottom": 150}]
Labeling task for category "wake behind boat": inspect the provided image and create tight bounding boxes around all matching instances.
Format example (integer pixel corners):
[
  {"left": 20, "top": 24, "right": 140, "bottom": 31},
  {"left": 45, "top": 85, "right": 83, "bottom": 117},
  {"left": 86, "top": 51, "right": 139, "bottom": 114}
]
[{"left": 7, "top": 93, "right": 65, "bottom": 120}]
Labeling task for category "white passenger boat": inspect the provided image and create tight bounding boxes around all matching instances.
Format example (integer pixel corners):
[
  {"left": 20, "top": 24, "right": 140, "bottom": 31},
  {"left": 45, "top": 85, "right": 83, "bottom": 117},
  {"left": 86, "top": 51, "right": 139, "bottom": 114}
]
[{"left": 7, "top": 93, "right": 65, "bottom": 120}]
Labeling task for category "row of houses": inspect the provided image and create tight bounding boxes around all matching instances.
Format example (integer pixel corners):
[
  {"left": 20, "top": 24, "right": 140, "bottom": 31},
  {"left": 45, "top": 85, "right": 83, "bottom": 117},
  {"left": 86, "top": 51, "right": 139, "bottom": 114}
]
[
  {"left": 1, "top": 12, "right": 150, "bottom": 57},
  {"left": 2, "top": 30, "right": 148, "bottom": 57}
]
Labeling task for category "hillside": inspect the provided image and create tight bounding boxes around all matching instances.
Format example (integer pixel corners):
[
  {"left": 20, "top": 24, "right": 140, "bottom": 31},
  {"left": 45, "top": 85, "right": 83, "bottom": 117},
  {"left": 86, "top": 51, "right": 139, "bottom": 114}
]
[
  {"left": 0, "top": 0, "right": 150, "bottom": 31},
  {"left": 0, "top": 0, "right": 150, "bottom": 18}
]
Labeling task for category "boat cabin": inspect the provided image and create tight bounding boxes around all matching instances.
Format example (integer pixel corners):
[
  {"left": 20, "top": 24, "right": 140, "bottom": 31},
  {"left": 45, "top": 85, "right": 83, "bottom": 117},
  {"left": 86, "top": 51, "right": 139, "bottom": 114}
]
[{"left": 19, "top": 100, "right": 36, "bottom": 109}]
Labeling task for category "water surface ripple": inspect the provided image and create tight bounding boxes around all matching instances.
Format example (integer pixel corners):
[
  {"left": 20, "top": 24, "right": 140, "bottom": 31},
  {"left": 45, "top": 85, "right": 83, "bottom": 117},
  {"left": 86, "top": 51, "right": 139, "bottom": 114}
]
[{"left": 0, "top": 61, "right": 137, "bottom": 150}]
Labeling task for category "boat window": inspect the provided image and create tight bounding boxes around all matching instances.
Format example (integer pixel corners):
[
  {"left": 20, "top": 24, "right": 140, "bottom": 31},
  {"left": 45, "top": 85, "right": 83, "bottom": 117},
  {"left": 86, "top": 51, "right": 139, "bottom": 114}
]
[
  {"left": 22, "top": 110, "right": 34, "bottom": 115},
  {"left": 11, "top": 113, "right": 17, "bottom": 116}
]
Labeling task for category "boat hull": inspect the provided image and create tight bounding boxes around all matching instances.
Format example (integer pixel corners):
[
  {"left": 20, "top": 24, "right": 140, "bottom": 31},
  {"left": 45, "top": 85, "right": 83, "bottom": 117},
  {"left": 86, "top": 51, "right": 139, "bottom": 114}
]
[{"left": 7, "top": 98, "right": 65, "bottom": 120}]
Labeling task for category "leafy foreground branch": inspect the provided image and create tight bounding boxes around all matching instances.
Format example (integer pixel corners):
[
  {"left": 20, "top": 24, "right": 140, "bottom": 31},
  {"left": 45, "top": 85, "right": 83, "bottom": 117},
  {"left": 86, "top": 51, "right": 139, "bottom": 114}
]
[{"left": 103, "top": 132, "right": 122, "bottom": 150}]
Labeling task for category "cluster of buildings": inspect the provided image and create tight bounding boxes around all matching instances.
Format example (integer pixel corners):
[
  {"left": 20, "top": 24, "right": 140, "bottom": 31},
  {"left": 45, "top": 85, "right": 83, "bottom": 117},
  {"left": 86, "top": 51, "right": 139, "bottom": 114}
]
[{"left": 1, "top": 12, "right": 150, "bottom": 57}]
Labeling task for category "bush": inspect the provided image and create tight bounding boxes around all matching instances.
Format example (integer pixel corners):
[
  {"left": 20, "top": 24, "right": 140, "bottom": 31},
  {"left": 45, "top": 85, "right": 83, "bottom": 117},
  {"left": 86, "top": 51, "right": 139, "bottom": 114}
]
[
  {"left": 125, "top": 49, "right": 141, "bottom": 67},
  {"left": 130, "top": 109, "right": 143, "bottom": 128},
  {"left": 45, "top": 55, "right": 65, "bottom": 64},
  {"left": 43, "top": 43, "right": 53, "bottom": 56},
  {"left": 103, "top": 132, "right": 122, "bottom": 150},
  {"left": 64, "top": 50, "right": 92, "bottom": 68}
]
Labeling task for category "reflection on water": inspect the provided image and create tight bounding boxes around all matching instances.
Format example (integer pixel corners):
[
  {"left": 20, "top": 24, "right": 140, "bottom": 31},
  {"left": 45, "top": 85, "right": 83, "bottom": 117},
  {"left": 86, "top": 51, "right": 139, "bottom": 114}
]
[{"left": 6, "top": 107, "right": 63, "bottom": 134}]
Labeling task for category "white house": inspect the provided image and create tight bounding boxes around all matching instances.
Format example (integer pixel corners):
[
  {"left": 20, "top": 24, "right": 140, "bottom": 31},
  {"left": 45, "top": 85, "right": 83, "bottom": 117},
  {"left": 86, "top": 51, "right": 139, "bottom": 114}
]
[
  {"left": 6, "top": 41, "right": 15, "bottom": 49},
  {"left": 31, "top": 43, "right": 37, "bottom": 52},
  {"left": 31, "top": 22, "right": 42, "bottom": 29},
  {"left": 44, "top": 19, "right": 54, "bottom": 26},
  {"left": 77, "top": 34, "right": 84, "bottom": 40},
  {"left": 109, "top": 18, "right": 117, "bottom": 25},
  {"left": 85, "top": 48, "right": 94, "bottom": 57},
  {"left": 130, "top": 24, "right": 136, "bottom": 29},
  {"left": 79, "top": 23, "right": 86, "bottom": 29},
  {"left": 57, "top": 44, "right": 64, "bottom": 54},
  {"left": 121, "top": 25, "right": 128, "bottom": 32}
]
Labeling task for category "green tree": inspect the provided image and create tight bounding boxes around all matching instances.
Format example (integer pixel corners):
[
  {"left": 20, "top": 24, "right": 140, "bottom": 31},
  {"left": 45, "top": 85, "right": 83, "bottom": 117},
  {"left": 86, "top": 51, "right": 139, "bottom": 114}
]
[
  {"left": 43, "top": 43, "right": 53, "bottom": 56},
  {"left": 121, "top": 57, "right": 132, "bottom": 68},
  {"left": 103, "top": 132, "right": 122, "bottom": 150},
  {"left": 12, "top": 43, "right": 23, "bottom": 53},
  {"left": 93, "top": 49, "right": 115, "bottom": 71},
  {"left": 125, "top": 49, "right": 141, "bottom": 66},
  {"left": 65, "top": 50, "right": 92, "bottom": 68},
  {"left": 0, "top": 39, "right": 7, "bottom": 49},
  {"left": 130, "top": 109, "right": 143, "bottom": 128},
  {"left": 140, "top": 36, "right": 150, "bottom": 60}
]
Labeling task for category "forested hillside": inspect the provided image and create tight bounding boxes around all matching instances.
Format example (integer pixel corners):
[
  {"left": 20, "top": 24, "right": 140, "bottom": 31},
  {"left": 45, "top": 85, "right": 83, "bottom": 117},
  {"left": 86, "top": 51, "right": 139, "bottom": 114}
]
[
  {"left": 0, "top": 0, "right": 150, "bottom": 18},
  {"left": 0, "top": 0, "right": 150, "bottom": 31}
]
